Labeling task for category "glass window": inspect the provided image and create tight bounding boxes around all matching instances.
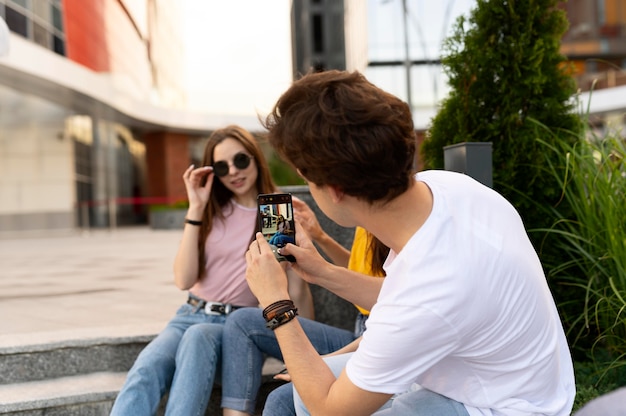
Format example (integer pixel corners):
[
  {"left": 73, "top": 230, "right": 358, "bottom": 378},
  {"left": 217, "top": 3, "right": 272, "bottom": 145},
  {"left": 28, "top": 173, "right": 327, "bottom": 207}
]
[
  {"left": 53, "top": 34, "right": 64, "bottom": 55},
  {"left": 33, "top": 21, "right": 48, "bottom": 47},
  {"left": 51, "top": 3, "right": 62, "bottom": 31},
  {"left": 5, "top": 6, "right": 28, "bottom": 37},
  {"left": 33, "top": 0, "right": 49, "bottom": 22},
  {"left": 8, "top": 0, "right": 28, "bottom": 9},
  {"left": 313, "top": 14, "right": 323, "bottom": 53},
  {"left": 1, "top": 0, "right": 64, "bottom": 55}
]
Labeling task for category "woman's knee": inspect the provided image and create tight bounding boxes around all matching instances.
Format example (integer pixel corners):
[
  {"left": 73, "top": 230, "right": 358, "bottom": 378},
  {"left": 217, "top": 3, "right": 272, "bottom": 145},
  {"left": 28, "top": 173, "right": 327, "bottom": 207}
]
[
  {"left": 224, "top": 307, "right": 264, "bottom": 334},
  {"left": 180, "top": 323, "right": 223, "bottom": 349}
]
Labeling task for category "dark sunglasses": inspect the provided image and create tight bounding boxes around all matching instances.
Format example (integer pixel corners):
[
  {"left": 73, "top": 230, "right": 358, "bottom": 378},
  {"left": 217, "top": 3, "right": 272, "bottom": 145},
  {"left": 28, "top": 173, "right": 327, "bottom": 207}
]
[{"left": 212, "top": 152, "right": 253, "bottom": 177}]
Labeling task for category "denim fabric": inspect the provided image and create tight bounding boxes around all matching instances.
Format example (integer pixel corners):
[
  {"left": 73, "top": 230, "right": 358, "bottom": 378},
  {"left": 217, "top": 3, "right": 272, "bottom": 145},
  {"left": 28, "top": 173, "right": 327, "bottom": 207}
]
[
  {"left": 110, "top": 303, "right": 227, "bottom": 416},
  {"left": 293, "top": 353, "right": 469, "bottom": 416},
  {"left": 220, "top": 307, "right": 356, "bottom": 414},
  {"left": 263, "top": 382, "right": 296, "bottom": 416},
  {"left": 354, "top": 311, "right": 368, "bottom": 336},
  {"left": 261, "top": 312, "right": 369, "bottom": 416},
  {"left": 372, "top": 389, "right": 470, "bottom": 416}
]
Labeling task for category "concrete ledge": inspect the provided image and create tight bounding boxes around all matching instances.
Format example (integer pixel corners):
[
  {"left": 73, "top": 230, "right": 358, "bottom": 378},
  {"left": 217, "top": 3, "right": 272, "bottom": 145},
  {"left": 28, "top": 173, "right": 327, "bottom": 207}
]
[{"left": 0, "top": 371, "right": 124, "bottom": 413}]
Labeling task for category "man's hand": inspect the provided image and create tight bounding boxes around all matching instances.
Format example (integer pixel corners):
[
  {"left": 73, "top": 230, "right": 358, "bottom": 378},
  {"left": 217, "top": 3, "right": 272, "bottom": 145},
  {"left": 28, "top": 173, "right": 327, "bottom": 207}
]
[
  {"left": 279, "top": 221, "right": 334, "bottom": 285},
  {"left": 246, "top": 233, "right": 291, "bottom": 308}
]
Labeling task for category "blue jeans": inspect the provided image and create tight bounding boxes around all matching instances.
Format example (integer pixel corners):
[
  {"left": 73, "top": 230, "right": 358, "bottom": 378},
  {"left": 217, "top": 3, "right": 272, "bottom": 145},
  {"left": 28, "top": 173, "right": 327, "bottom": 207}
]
[
  {"left": 261, "top": 312, "right": 370, "bottom": 416},
  {"left": 268, "top": 232, "right": 295, "bottom": 247},
  {"left": 220, "top": 307, "right": 357, "bottom": 414},
  {"left": 293, "top": 354, "right": 470, "bottom": 416},
  {"left": 110, "top": 303, "right": 226, "bottom": 416}
]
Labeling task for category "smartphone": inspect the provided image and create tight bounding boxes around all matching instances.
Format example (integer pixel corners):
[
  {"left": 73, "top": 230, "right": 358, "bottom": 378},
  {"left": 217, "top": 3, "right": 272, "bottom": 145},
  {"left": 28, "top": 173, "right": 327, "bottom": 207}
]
[{"left": 257, "top": 193, "right": 296, "bottom": 262}]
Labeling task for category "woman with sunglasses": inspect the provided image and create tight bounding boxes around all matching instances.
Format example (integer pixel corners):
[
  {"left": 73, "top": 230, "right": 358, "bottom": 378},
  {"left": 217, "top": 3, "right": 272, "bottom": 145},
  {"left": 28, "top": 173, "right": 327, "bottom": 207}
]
[
  {"left": 268, "top": 214, "right": 295, "bottom": 247},
  {"left": 110, "top": 125, "right": 314, "bottom": 415}
]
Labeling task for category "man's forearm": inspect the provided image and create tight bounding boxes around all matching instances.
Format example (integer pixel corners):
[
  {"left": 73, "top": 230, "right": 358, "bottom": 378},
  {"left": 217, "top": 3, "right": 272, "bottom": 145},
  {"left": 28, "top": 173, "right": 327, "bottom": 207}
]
[{"left": 274, "top": 319, "right": 338, "bottom": 414}]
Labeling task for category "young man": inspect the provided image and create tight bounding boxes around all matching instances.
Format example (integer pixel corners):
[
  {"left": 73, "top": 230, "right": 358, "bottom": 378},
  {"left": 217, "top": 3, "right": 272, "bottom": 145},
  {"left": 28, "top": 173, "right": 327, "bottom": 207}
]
[{"left": 244, "top": 70, "right": 575, "bottom": 416}]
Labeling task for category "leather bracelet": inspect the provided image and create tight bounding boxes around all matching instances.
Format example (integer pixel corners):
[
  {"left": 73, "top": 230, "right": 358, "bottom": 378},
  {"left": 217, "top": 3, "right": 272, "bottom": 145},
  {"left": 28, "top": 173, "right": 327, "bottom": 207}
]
[
  {"left": 263, "top": 300, "right": 295, "bottom": 320},
  {"left": 265, "top": 308, "right": 298, "bottom": 330},
  {"left": 185, "top": 218, "right": 202, "bottom": 226}
]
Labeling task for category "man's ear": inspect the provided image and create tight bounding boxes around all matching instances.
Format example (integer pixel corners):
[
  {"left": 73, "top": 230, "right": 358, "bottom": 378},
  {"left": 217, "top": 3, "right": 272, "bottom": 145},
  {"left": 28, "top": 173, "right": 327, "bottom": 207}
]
[{"left": 327, "top": 185, "right": 344, "bottom": 203}]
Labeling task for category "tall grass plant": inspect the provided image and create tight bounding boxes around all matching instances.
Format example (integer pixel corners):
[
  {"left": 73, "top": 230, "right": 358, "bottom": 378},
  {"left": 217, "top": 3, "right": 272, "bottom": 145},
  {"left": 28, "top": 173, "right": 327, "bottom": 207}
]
[{"left": 534, "top": 121, "right": 626, "bottom": 386}]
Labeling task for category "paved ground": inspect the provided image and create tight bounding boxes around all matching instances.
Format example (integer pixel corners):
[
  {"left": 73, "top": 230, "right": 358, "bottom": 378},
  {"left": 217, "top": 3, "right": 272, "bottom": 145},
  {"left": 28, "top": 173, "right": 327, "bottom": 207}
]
[{"left": 0, "top": 227, "right": 187, "bottom": 349}]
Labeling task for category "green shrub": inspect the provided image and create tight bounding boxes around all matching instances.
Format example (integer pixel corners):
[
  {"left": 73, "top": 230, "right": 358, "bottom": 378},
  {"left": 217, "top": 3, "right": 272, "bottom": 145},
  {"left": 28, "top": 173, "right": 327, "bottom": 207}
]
[
  {"left": 149, "top": 200, "right": 189, "bottom": 212},
  {"left": 534, "top": 121, "right": 626, "bottom": 386},
  {"left": 269, "top": 153, "right": 306, "bottom": 186},
  {"left": 421, "top": 0, "right": 582, "bottom": 267},
  {"left": 573, "top": 357, "right": 626, "bottom": 411}
]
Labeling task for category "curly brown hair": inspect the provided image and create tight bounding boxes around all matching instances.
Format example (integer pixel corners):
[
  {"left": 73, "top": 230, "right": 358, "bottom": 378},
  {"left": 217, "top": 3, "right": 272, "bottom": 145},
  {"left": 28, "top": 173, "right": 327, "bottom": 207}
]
[{"left": 262, "top": 70, "right": 417, "bottom": 204}]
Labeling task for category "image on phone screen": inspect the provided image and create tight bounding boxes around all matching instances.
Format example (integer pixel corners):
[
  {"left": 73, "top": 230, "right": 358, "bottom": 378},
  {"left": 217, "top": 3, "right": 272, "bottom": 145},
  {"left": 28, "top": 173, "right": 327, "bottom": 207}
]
[{"left": 257, "top": 193, "right": 296, "bottom": 262}]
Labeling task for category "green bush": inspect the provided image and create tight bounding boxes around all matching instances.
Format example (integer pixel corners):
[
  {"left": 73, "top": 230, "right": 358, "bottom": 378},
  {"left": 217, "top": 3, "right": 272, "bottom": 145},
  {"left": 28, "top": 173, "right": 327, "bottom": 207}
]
[
  {"left": 269, "top": 152, "right": 306, "bottom": 186},
  {"left": 149, "top": 200, "right": 189, "bottom": 212},
  {"left": 534, "top": 121, "right": 626, "bottom": 392},
  {"left": 573, "top": 356, "right": 626, "bottom": 411},
  {"left": 421, "top": 0, "right": 582, "bottom": 265}
]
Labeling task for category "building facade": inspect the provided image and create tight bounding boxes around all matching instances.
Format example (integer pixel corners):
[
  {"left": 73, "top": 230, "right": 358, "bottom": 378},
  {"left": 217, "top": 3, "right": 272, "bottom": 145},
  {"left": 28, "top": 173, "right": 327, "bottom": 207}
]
[
  {"left": 0, "top": 0, "right": 237, "bottom": 235},
  {"left": 560, "top": 0, "right": 626, "bottom": 130},
  {"left": 290, "top": 0, "right": 368, "bottom": 77}
]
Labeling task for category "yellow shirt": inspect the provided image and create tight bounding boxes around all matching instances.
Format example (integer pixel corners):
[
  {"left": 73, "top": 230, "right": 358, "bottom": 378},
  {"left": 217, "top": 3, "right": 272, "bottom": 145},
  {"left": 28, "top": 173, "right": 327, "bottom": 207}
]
[{"left": 348, "top": 226, "right": 385, "bottom": 315}]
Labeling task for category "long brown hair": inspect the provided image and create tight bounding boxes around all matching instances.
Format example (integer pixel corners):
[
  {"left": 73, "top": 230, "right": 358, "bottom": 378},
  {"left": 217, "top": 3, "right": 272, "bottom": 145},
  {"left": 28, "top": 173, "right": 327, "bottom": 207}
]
[
  {"left": 366, "top": 231, "right": 390, "bottom": 276},
  {"left": 195, "top": 125, "right": 276, "bottom": 279}
]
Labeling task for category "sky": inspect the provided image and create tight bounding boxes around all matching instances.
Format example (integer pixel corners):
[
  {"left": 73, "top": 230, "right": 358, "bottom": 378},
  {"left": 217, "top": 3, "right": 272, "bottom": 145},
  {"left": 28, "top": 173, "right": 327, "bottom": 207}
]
[
  {"left": 181, "top": 0, "right": 294, "bottom": 118},
  {"left": 181, "top": 0, "right": 476, "bottom": 121},
  {"left": 367, "top": 0, "right": 475, "bottom": 105}
]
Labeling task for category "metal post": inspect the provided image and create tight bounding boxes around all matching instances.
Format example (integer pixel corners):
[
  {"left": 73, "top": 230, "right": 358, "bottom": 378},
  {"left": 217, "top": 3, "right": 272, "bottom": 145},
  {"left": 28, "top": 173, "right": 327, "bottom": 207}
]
[{"left": 402, "top": 0, "right": 413, "bottom": 116}]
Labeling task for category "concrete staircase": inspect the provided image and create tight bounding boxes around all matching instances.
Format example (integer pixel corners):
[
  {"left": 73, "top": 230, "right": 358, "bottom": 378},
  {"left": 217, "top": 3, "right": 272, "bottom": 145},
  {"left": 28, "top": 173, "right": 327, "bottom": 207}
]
[
  {"left": 0, "top": 328, "right": 286, "bottom": 415},
  {"left": 0, "top": 330, "right": 149, "bottom": 415}
]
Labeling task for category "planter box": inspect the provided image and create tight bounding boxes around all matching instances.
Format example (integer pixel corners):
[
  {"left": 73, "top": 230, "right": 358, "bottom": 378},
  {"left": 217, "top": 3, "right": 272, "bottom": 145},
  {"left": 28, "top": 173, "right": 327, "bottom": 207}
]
[
  {"left": 443, "top": 142, "right": 493, "bottom": 188},
  {"left": 149, "top": 209, "right": 186, "bottom": 230}
]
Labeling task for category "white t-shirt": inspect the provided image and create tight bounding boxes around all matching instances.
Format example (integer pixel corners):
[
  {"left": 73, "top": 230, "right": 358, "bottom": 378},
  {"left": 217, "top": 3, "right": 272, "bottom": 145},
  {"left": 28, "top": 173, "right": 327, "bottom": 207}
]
[{"left": 345, "top": 171, "right": 575, "bottom": 416}]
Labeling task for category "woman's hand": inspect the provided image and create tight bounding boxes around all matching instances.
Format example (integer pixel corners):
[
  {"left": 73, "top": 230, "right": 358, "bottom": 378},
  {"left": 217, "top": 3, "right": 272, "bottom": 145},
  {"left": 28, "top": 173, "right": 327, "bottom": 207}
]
[
  {"left": 274, "top": 367, "right": 291, "bottom": 382},
  {"left": 293, "top": 198, "right": 324, "bottom": 241},
  {"left": 183, "top": 164, "right": 214, "bottom": 211}
]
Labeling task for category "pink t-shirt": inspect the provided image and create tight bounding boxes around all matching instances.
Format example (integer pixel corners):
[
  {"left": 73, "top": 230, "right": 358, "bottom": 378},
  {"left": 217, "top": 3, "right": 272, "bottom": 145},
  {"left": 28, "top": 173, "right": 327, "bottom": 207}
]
[{"left": 189, "top": 200, "right": 259, "bottom": 307}]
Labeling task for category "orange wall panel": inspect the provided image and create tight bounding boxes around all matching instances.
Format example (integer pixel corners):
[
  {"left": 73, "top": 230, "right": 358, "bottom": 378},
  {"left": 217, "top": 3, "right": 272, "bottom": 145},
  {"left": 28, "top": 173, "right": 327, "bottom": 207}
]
[
  {"left": 144, "top": 132, "right": 190, "bottom": 202},
  {"left": 63, "top": 0, "right": 110, "bottom": 71},
  {"left": 604, "top": 0, "right": 619, "bottom": 25}
]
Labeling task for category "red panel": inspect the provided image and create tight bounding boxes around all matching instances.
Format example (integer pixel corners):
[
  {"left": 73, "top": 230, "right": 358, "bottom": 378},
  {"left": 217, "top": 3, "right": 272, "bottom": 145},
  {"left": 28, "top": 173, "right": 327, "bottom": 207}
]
[
  {"left": 63, "top": 0, "right": 110, "bottom": 71},
  {"left": 144, "top": 132, "right": 190, "bottom": 202}
]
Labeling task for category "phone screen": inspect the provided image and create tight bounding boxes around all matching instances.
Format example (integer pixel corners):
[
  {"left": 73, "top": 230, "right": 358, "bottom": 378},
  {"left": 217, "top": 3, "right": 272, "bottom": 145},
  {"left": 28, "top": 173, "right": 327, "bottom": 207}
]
[{"left": 257, "top": 193, "right": 296, "bottom": 262}]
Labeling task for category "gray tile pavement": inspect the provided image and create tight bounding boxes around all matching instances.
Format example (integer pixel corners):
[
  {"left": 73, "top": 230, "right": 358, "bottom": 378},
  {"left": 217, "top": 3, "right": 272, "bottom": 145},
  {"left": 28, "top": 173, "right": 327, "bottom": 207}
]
[{"left": 0, "top": 227, "right": 188, "bottom": 348}]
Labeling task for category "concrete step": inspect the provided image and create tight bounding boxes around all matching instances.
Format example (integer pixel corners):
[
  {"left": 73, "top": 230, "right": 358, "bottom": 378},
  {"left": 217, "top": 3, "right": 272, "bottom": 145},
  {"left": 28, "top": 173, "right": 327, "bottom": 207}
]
[
  {"left": 0, "top": 371, "right": 124, "bottom": 415},
  {"left": 0, "top": 325, "right": 286, "bottom": 415},
  {"left": 0, "top": 326, "right": 157, "bottom": 385},
  {"left": 0, "top": 370, "right": 284, "bottom": 416}
]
